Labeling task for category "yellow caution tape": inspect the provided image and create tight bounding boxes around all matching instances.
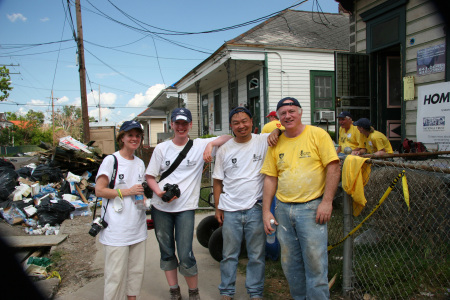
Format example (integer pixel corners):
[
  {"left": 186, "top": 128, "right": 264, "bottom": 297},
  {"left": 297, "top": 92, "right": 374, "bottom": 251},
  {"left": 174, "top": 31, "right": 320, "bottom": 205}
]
[
  {"left": 402, "top": 174, "right": 410, "bottom": 211},
  {"left": 328, "top": 170, "right": 406, "bottom": 251},
  {"left": 46, "top": 271, "right": 61, "bottom": 282}
]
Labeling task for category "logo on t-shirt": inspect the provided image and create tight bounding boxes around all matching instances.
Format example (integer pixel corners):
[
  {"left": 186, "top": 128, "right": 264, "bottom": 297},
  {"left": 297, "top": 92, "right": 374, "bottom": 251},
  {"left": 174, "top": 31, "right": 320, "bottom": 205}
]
[
  {"left": 118, "top": 174, "right": 126, "bottom": 185},
  {"left": 231, "top": 158, "right": 238, "bottom": 168},
  {"left": 186, "top": 159, "right": 196, "bottom": 167},
  {"left": 253, "top": 154, "right": 263, "bottom": 162},
  {"left": 298, "top": 150, "right": 311, "bottom": 158},
  {"left": 165, "top": 161, "right": 170, "bottom": 166},
  {"left": 278, "top": 153, "right": 285, "bottom": 164}
]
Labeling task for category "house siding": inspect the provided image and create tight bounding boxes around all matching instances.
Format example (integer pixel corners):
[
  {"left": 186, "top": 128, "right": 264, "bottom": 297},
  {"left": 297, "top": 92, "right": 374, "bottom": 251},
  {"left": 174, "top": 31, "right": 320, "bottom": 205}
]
[
  {"left": 149, "top": 118, "right": 165, "bottom": 147},
  {"left": 352, "top": 0, "right": 446, "bottom": 140}
]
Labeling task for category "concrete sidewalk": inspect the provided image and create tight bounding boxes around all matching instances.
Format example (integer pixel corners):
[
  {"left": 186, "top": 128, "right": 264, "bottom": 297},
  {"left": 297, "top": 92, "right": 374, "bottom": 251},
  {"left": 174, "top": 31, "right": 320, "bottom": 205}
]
[{"left": 56, "top": 212, "right": 248, "bottom": 300}]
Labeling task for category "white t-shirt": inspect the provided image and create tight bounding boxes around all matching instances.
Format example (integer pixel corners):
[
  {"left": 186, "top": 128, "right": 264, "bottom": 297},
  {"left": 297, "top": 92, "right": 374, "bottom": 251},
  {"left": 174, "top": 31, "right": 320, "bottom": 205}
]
[
  {"left": 213, "top": 133, "right": 269, "bottom": 211},
  {"left": 95, "top": 152, "right": 147, "bottom": 246},
  {"left": 145, "top": 137, "right": 217, "bottom": 213}
]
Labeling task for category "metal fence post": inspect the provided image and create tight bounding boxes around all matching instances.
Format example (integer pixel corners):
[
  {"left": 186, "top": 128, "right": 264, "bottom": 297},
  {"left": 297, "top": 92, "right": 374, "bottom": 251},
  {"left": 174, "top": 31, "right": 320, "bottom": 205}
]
[{"left": 342, "top": 191, "right": 353, "bottom": 297}]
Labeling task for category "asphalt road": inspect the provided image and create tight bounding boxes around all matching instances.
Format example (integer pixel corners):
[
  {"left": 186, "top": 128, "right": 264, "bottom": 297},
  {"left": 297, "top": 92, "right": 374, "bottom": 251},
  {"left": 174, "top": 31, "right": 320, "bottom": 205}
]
[{"left": 55, "top": 212, "right": 248, "bottom": 300}]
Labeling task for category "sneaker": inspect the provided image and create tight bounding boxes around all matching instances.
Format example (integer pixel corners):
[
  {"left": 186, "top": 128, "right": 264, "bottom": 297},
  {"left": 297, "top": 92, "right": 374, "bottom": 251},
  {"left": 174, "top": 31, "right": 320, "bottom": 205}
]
[
  {"left": 188, "top": 288, "right": 200, "bottom": 300},
  {"left": 220, "top": 295, "right": 232, "bottom": 300},
  {"left": 170, "top": 286, "right": 182, "bottom": 300}
]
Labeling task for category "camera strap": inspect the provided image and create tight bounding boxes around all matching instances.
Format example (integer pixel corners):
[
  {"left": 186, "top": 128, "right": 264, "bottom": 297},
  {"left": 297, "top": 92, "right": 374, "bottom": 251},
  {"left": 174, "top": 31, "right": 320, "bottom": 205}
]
[
  {"left": 93, "top": 154, "right": 118, "bottom": 221},
  {"left": 159, "top": 139, "right": 193, "bottom": 183}
]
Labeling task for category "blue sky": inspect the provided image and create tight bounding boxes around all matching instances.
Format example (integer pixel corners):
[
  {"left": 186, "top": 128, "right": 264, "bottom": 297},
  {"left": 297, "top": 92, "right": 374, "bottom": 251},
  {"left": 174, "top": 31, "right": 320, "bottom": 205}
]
[{"left": 0, "top": 0, "right": 338, "bottom": 125}]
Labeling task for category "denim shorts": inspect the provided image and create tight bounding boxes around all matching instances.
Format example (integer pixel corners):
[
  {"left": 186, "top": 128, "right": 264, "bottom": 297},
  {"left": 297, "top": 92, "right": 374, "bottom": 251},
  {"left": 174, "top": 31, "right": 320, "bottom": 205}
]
[{"left": 151, "top": 207, "right": 197, "bottom": 277}]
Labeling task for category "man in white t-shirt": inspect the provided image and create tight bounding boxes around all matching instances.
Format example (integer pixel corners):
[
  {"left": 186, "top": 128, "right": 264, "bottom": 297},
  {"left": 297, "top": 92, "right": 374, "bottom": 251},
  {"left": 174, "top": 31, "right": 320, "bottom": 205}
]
[{"left": 213, "top": 107, "right": 271, "bottom": 300}]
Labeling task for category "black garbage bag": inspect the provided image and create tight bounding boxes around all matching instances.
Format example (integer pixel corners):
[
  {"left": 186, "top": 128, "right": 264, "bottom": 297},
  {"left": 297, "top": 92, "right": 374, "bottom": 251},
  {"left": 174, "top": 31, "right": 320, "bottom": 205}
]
[
  {"left": 0, "top": 167, "right": 18, "bottom": 203},
  {"left": 36, "top": 196, "right": 75, "bottom": 226},
  {"left": 16, "top": 167, "right": 33, "bottom": 179},
  {"left": 31, "top": 164, "right": 63, "bottom": 183},
  {"left": 0, "top": 158, "right": 15, "bottom": 170}
]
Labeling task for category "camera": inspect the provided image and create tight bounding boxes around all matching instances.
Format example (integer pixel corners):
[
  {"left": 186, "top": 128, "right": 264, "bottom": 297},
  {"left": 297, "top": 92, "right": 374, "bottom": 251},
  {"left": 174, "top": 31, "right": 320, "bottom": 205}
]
[
  {"left": 88, "top": 217, "right": 108, "bottom": 237},
  {"left": 142, "top": 181, "right": 153, "bottom": 198},
  {"left": 162, "top": 183, "right": 181, "bottom": 202}
]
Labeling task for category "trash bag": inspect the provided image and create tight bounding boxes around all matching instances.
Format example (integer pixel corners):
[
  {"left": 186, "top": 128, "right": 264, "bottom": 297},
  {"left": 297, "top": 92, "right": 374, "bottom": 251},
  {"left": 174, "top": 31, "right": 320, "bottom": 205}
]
[
  {"left": 16, "top": 167, "right": 33, "bottom": 179},
  {"left": 0, "top": 167, "right": 18, "bottom": 203},
  {"left": 0, "top": 158, "right": 15, "bottom": 170},
  {"left": 36, "top": 197, "right": 75, "bottom": 226},
  {"left": 31, "top": 164, "right": 63, "bottom": 183}
]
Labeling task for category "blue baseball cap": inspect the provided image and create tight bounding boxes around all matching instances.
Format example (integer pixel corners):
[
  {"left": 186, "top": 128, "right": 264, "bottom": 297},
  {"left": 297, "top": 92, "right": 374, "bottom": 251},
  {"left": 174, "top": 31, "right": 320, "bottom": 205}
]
[
  {"left": 229, "top": 106, "right": 252, "bottom": 123},
  {"left": 171, "top": 108, "right": 192, "bottom": 122},
  {"left": 354, "top": 118, "right": 372, "bottom": 130},
  {"left": 337, "top": 111, "right": 352, "bottom": 119},
  {"left": 276, "top": 97, "right": 302, "bottom": 111},
  {"left": 119, "top": 120, "right": 143, "bottom": 132}
]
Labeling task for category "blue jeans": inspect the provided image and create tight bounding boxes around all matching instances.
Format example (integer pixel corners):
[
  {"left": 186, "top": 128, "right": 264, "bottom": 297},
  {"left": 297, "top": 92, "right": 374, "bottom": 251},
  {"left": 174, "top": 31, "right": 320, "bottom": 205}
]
[
  {"left": 151, "top": 207, "right": 197, "bottom": 277},
  {"left": 219, "top": 204, "right": 265, "bottom": 298},
  {"left": 275, "top": 199, "right": 330, "bottom": 300}
]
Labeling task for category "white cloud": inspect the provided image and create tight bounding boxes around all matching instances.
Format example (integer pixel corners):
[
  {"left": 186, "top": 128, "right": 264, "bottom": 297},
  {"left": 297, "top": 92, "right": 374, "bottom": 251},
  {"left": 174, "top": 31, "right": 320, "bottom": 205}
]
[
  {"left": 87, "top": 91, "right": 117, "bottom": 107},
  {"left": 27, "top": 99, "right": 46, "bottom": 106},
  {"left": 40, "top": 17, "right": 49, "bottom": 22},
  {"left": 7, "top": 13, "right": 27, "bottom": 22},
  {"left": 89, "top": 107, "right": 113, "bottom": 121},
  {"left": 56, "top": 96, "right": 69, "bottom": 104},
  {"left": 127, "top": 84, "right": 165, "bottom": 107}
]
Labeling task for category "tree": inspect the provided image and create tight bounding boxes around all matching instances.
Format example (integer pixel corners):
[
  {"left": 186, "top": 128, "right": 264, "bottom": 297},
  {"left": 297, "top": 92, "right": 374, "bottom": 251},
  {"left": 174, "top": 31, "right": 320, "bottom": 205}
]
[
  {"left": 0, "top": 67, "right": 13, "bottom": 101},
  {"left": 53, "top": 105, "right": 83, "bottom": 140}
]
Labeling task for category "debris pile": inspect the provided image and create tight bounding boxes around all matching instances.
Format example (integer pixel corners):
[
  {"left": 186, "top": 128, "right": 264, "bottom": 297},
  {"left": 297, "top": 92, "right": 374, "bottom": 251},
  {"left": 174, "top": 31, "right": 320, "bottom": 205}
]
[{"left": 0, "top": 136, "right": 103, "bottom": 235}]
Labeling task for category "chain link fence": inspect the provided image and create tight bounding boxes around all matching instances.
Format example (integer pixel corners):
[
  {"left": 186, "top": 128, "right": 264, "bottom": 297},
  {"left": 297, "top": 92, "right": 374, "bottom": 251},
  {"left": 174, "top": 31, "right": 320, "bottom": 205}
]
[{"left": 329, "top": 152, "right": 450, "bottom": 299}]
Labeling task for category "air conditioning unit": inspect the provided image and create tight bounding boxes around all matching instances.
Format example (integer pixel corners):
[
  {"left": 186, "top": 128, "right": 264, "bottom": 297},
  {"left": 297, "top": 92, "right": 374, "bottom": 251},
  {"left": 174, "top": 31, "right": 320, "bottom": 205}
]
[{"left": 314, "top": 110, "right": 335, "bottom": 123}]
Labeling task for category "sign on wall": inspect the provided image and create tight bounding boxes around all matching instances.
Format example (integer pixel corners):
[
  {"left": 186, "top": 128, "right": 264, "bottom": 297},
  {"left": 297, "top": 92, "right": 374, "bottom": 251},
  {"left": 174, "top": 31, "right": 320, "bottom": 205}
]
[
  {"left": 417, "top": 44, "right": 446, "bottom": 76},
  {"left": 417, "top": 82, "right": 450, "bottom": 151}
]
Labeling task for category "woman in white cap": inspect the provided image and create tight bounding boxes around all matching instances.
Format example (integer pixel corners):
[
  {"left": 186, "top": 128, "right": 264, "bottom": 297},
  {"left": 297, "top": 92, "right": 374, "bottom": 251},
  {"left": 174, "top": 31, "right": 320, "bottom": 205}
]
[
  {"left": 95, "top": 120, "right": 147, "bottom": 300},
  {"left": 145, "top": 108, "right": 232, "bottom": 300}
]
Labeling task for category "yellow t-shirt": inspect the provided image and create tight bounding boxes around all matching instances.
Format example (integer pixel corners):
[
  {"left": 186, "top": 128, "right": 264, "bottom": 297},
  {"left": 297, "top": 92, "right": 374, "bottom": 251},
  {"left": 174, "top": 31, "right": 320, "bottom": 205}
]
[
  {"left": 358, "top": 130, "right": 394, "bottom": 154},
  {"left": 261, "top": 120, "right": 285, "bottom": 133},
  {"left": 338, "top": 124, "right": 361, "bottom": 150},
  {"left": 261, "top": 125, "right": 339, "bottom": 203}
]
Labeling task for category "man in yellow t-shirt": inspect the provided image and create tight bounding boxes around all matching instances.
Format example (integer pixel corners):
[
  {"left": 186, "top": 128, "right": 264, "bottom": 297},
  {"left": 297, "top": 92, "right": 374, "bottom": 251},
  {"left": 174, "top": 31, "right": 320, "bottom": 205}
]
[
  {"left": 260, "top": 97, "right": 340, "bottom": 299},
  {"left": 261, "top": 111, "right": 285, "bottom": 133},
  {"left": 352, "top": 118, "right": 393, "bottom": 156},
  {"left": 336, "top": 111, "right": 361, "bottom": 154}
]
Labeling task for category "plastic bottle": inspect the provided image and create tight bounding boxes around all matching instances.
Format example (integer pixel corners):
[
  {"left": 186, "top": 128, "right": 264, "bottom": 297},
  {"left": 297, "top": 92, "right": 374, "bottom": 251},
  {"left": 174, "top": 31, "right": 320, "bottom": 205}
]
[
  {"left": 134, "top": 194, "right": 147, "bottom": 210},
  {"left": 267, "top": 219, "right": 277, "bottom": 244}
]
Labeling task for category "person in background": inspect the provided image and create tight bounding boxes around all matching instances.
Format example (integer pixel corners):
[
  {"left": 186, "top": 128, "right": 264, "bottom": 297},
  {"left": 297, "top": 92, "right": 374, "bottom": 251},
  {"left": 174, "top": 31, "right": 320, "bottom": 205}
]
[
  {"left": 145, "top": 108, "right": 232, "bottom": 300},
  {"left": 336, "top": 111, "right": 361, "bottom": 155},
  {"left": 261, "top": 97, "right": 340, "bottom": 299},
  {"left": 261, "top": 111, "right": 285, "bottom": 133},
  {"left": 352, "top": 118, "right": 394, "bottom": 156},
  {"left": 95, "top": 120, "right": 147, "bottom": 300},
  {"left": 213, "top": 107, "right": 279, "bottom": 300}
]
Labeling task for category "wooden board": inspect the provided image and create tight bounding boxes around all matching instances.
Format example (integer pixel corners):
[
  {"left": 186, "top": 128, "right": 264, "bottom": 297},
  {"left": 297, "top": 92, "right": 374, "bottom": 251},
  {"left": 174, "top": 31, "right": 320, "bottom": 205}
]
[{"left": 4, "top": 234, "right": 68, "bottom": 248}]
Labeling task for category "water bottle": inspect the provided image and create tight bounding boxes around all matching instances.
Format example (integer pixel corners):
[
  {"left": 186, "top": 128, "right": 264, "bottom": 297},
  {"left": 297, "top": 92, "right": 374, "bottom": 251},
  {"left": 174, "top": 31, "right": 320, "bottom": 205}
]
[
  {"left": 267, "top": 219, "right": 277, "bottom": 244},
  {"left": 134, "top": 194, "right": 146, "bottom": 210}
]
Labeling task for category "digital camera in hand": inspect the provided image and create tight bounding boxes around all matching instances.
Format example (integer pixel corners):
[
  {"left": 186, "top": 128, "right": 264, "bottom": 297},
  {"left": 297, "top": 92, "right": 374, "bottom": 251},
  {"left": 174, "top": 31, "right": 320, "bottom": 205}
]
[
  {"left": 89, "top": 217, "right": 108, "bottom": 237},
  {"left": 142, "top": 181, "right": 153, "bottom": 198},
  {"left": 162, "top": 183, "right": 181, "bottom": 202}
]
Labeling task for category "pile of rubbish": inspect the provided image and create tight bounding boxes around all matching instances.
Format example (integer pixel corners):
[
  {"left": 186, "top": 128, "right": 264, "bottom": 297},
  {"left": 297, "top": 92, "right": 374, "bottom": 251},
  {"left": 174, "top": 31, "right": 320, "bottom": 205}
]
[{"left": 0, "top": 136, "right": 103, "bottom": 235}]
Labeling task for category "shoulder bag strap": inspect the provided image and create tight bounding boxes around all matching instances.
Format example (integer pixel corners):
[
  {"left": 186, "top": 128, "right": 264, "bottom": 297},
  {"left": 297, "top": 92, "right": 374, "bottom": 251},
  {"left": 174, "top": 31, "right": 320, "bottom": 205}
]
[
  {"left": 93, "top": 154, "right": 118, "bottom": 220},
  {"left": 159, "top": 139, "right": 193, "bottom": 182}
]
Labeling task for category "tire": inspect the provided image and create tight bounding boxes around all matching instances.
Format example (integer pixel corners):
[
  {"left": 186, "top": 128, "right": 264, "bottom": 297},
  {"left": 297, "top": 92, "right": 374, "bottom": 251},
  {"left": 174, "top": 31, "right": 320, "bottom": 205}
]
[
  {"left": 208, "top": 227, "right": 223, "bottom": 262},
  {"left": 208, "top": 227, "right": 247, "bottom": 262},
  {"left": 196, "top": 215, "right": 220, "bottom": 248}
]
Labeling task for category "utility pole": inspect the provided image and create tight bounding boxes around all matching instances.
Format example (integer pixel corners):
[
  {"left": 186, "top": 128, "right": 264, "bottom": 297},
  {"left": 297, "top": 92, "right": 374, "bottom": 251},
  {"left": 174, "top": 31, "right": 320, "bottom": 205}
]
[
  {"left": 47, "top": 92, "right": 59, "bottom": 146},
  {"left": 75, "top": 0, "right": 90, "bottom": 143},
  {"left": 98, "top": 84, "right": 101, "bottom": 122}
]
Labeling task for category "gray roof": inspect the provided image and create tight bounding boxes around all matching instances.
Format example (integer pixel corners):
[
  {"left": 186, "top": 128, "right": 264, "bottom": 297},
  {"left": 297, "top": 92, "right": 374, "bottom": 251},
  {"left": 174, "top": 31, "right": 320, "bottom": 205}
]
[
  {"left": 228, "top": 10, "right": 349, "bottom": 51},
  {"left": 137, "top": 107, "right": 166, "bottom": 118}
]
